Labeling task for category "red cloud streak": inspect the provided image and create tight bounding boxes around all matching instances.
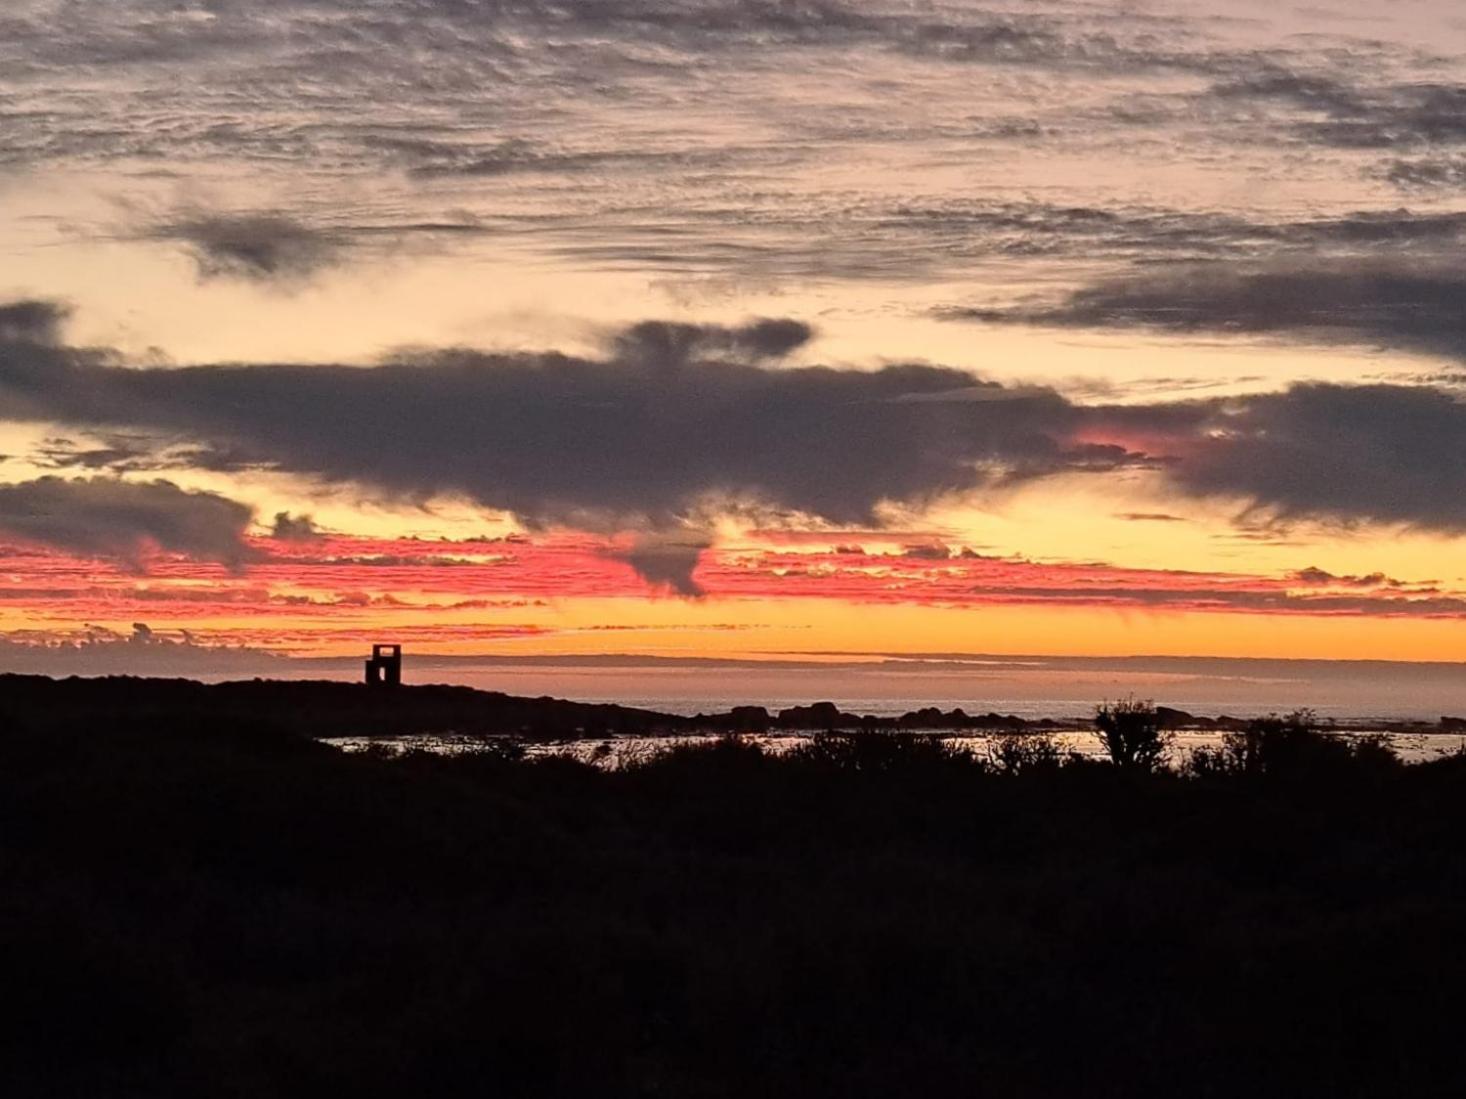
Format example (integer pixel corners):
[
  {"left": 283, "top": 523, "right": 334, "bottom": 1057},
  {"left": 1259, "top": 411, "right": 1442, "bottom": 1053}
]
[{"left": 1, "top": 531, "right": 1460, "bottom": 654}]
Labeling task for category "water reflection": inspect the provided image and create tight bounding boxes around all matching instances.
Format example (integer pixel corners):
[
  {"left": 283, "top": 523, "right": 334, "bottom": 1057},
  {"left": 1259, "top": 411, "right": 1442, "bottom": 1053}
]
[{"left": 323, "top": 728, "right": 1466, "bottom": 767}]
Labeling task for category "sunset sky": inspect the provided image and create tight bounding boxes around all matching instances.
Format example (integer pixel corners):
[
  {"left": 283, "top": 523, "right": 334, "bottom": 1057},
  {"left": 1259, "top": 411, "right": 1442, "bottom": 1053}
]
[{"left": 6, "top": 0, "right": 1466, "bottom": 697}]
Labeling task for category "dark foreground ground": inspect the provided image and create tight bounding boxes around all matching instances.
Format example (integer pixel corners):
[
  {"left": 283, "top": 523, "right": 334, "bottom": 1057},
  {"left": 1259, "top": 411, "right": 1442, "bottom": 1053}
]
[{"left": 5, "top": 712, "right": 1466, "bottom": 1097}]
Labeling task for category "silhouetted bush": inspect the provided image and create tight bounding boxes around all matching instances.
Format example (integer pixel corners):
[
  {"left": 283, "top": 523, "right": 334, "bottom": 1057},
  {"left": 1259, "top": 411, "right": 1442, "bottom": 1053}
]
[
  {"left": 785, "top": 731, "right": 976, "bottom": 773},
  {"left": 625, "top": 733, "right": 769, "bottom": 775},
  {"left": 1188, "top": 710, "right": 1401, "bottom": 780},
  {"left": 986, "top": 729, "right": 1066, "bottom": 774},
  {"left": 1094, "top": 696, "right": 1172, "bottom": 772}
]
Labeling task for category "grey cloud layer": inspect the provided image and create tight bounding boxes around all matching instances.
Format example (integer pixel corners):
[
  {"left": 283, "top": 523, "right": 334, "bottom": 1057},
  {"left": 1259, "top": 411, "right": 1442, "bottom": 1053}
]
[
  {"left": 461, "top": 201, "right": 1466, "bottom": 286},
  {"left": 106, "top": 200, "right": 1466, "bottom": 290},
  {"left": 964, "top": 262, "right": 1466, "bottom": 360},
  {"left": 1161, "top": 383, "right": 1466, "bottom": 530},
  {"left": 0, "top": 476, "right": 254, "bottom": 568},
  {"left": 7, "top": 310, "right": 1466, "bottom": 535},
  {"left": 0, "top": 2, "right": 1282, "bottom": 91},
  {"left": 8, "top": 1, "right": 1466, "bottom": 289},
  {"left": 0, "top": 318, "right": 1105, "bottom": 528}
]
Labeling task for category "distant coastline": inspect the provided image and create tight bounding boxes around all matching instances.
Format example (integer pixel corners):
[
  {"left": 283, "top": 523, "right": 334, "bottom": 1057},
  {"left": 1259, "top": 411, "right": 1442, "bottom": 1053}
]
[{"left": 5, "top": 672, "right": 1466, "bottom": 742}]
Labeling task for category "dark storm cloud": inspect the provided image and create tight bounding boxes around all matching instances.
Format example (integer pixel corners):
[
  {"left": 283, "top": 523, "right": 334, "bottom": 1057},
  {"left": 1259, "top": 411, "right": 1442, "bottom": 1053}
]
[
  {"left": 1163, "top": 383, "right": 1466, "bottom": 532},
  {"left": 8, "top": 305, "right": 1466, "bottom": 537},
  {"left": 0, "top": 300, "right": 68, "bottom": 344},
  {"left": 0, "top": 310, "right": 1117, "bottom": 529},
  {"left": 0, "top": 476, "right": 255, "bottom": 568},
  {"left": 963, "top": 262, "right": 1466, "bottom": 360},
  {"left": 960, "top": 257, "right": 1466, "bottom": 527}
]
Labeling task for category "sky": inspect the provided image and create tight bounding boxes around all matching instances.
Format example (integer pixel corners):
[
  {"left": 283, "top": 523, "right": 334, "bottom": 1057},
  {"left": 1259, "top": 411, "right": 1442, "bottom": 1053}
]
[{"left": 6, "top": 0, "right": 1466, "bottom": 704}]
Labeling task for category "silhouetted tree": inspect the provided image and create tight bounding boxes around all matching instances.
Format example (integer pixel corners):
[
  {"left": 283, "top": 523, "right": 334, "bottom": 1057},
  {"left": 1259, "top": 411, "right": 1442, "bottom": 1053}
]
[{"left": 1094, "top": 697, "right": 1171, "bottom": 772}]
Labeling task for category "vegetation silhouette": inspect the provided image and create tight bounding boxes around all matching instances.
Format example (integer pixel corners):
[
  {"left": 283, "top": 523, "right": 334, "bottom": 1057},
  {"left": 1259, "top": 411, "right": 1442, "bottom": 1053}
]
[
  {"left": 1187, "top": 708, "right": 1401, "bottom": 780},
  {"left": 986, "top": 727, "right": 1071, "bottom": 774},
  {"left": 1094, "top": 695, "right": 1172, "bottom": 772},
  {"left": 4, "top": 680, "right": 1466, "bottom": 1096}
]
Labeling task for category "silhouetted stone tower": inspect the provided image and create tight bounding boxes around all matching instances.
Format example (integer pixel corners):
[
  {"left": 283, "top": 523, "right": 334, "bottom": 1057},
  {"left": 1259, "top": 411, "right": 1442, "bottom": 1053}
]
[{"left": 365, "top": 643, "right": 402, "bottom": 688}]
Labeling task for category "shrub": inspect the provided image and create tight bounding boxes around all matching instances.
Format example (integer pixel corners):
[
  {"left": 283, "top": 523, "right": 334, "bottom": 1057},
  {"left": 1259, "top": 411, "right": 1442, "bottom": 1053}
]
[
  {"left": 625, "top": 734, "right": 768, "bottom": 773},
  {"left": 986, "top": 731, "right": 1065, "bottom": 775},
  {"left": 1094, "top": 697, "right": 1171, "bottom": 772},
  {"left": 788, "top": 731, "right": 975, "bottom": 773},
  {"left": 1187, "top": 710, "right": 1399, "bottom": 779},
  {"left": 1223, "top": 709, "right": 1322, "bottom": 776}
]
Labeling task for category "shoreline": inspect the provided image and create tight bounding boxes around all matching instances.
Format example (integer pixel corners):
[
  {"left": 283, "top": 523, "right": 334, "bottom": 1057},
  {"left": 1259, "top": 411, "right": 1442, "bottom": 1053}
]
[{"left": 7, "top": 671, "right": 1466, "bottom": 741}]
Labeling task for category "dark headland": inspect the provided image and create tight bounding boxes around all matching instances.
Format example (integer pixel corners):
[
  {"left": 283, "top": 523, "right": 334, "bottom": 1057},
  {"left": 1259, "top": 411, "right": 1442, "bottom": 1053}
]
[
  {"left": 0, "top": 672, "right": 1086, "bottom": 739},
  {"left": 6, "top": 672, "right": 1466, "bottom": 1096},
  {"left": 4, "top": 672, "right": 1458, "bottom": 740}
]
